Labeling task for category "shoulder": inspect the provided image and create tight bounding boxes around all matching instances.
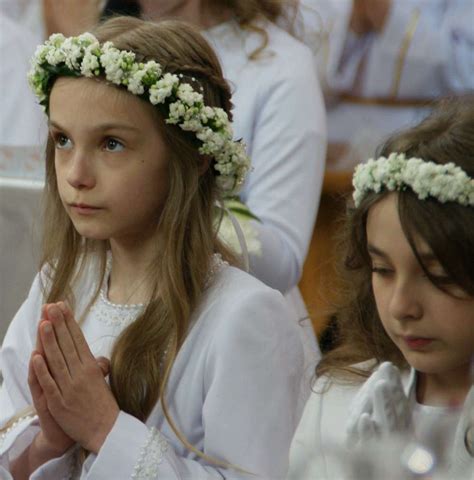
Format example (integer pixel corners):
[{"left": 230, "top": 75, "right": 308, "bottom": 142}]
[
  {"left": 208, "top": 19, "right": 317, "bottom": 78},
  {"left": 201, "top": 264, "right": 302, "bottom": 350},
  {"left": 253, "top": 20, "right": 318, "bottom": 82}
]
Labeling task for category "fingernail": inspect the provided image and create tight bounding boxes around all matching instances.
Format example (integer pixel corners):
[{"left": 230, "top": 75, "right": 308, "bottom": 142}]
[
  {"left": 58, "top": 302, "right": 68, "bottom": 313},
  {"left": 43, "top": 322, "right": 52, "bottom": 333},
  {"left": 49, "top": 305, "right": 61, "bottom": 320}
]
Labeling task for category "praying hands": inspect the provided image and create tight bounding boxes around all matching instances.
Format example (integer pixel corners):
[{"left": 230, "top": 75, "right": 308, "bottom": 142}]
[{"left": 28, "top": 302, "right": 119, "bottom": 456}]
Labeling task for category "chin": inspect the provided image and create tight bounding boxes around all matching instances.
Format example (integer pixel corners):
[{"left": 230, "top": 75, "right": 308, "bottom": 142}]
[
  {"left": 72, "top": 225, "right": 110, "bottom": 240},
  {"left": 401, "top": 351, "right": 446, "bottom": 375}
]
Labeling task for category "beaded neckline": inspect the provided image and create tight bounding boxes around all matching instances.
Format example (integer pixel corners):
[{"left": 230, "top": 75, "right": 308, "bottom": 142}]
[{"left": 92, "top": 252, "right": 228, "bottom": 327}]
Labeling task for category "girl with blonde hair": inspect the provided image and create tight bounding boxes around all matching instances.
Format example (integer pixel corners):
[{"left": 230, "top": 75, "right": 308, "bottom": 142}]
[
  {"left": 288, "top": 97, "right": 474, "bottom": 479},
  {"left": 0, "top": 16, "right": 304, "bottom": 479}
]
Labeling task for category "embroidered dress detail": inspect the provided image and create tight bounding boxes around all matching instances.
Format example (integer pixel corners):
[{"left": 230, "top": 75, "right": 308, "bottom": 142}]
[
  {"left": 131, "top": 427, "right": 169, "bottom": 479},
  {"left": 0, "top": 414, "right": 37, "bottom": 449},
  {"left": 205, "top": 253, "right": 228, "bottom": 288}
]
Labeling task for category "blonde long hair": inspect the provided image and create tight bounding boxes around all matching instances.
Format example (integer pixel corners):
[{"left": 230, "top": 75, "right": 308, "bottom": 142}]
[{"left": 39, "top": 16, "right": 239, "bottom": 461}]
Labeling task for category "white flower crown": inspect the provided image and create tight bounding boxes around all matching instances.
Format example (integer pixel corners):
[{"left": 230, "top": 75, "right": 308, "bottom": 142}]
[
  {"left": 28, "top": 32, "right": 251, "bottom": 197},
  {"left": 353, "top": 153, "right": 474, "bottom": 207}
]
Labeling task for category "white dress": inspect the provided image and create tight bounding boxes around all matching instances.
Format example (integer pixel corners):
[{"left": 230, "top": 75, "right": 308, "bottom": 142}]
[
  {"left": 0, "top": 255, "right": 305, "bottom": 479},
  {"left": 288, "top": 360, "right": 474, "bottom": 479},
  {"left": 203, "top": 19, "right": 327, "bottom": 378}
]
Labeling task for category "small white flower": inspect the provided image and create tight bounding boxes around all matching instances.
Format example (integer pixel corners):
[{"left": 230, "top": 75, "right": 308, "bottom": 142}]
[{"left": 80, "top": 46, "right": 100, "bottom": 77}]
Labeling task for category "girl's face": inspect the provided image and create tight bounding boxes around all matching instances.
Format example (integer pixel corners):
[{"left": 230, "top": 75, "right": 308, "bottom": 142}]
[
  {"left": 50, "top": 77, "right": 169, "bottom": 245},
  {"left": 366, "top": 193, "right": 474, "bottom": 378}
]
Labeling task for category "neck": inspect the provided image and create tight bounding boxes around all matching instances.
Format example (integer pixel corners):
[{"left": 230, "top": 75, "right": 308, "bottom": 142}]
[
  {"left": 416, "top": 364, "right": 472, "bottom": 407},
  {"left": 139, "top": 0, "right": 233, "bottom": 29},
  {"left": 107, "top": 232, "right": 159, "bottom": 305}
]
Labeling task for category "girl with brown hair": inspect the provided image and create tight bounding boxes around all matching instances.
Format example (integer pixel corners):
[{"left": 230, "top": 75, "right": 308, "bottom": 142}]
[
  {"left": 288, "top": 97, "right": 474, "bottom": 479},
  {"left": 0, "top": 16, "right": 304, "bottom": 479}
]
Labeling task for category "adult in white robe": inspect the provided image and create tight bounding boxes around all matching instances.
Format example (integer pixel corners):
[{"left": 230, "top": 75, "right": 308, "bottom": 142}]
[
  {"left": 201, "top": 17, "right": 327, "bottom": 381},
  {"left": 300, "top": 0, "right": 474, "bottom": 169}
]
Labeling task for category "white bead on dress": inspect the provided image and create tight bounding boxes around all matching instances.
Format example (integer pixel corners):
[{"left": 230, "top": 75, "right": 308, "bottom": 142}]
[
  {"left": 131, "top": 427, "right": 169, "bottom": 479},
  {"left": 0, "top": 414, "right": 37, "bottom": 449}
]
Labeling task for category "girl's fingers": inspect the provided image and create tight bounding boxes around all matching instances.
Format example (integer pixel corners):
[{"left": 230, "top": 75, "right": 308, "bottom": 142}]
[
  {"left": 28, "top": 351, "right": 43, "bottom": 402},
  {"left": 58, "top": 302, "right": 94, "bottom": 363},
  {"left": 40, "top": 320, "right": 71, "bottom": 389},
  {"left": 96, "top": 356, "right": 111, "bottom": 377},
  {"left": 32, "top": 353, "right": 62, "bottom": 404},
  {"left": 47, "top": 304, "right": 81, "bottom": 375},
  {"left": 358, "top": 412, "right": 376, "bottom": 442},
  {"left": 36, "top": 304, "right": 51, "bottom": 354}
]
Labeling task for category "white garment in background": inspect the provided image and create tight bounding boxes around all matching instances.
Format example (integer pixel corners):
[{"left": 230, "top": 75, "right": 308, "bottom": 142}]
[
  {"left": 203, "top": 20, "right": 327, "bottom": 377},
  {"left": 0, "top": 254, "right": 305, "bottom": 478},
  {"left": 0, "top": 10, "right": 46, "bottom": 147},
  {"left": 288, "top": 360, "right": 474, "bottom": 479},
  {"left": 300, "top": 0, "right": 474, "bottom": 168}
]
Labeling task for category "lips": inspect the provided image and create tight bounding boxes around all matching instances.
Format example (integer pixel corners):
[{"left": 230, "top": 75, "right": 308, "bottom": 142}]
[
  {"left": 402, "top": 336, "right": 434, "bottom": 349},
  {"left": 70, "top": 201, "right": 101, "bottom": 208},
  {"left": 69, "top": 203, "right": 102, "bottom": 214}
]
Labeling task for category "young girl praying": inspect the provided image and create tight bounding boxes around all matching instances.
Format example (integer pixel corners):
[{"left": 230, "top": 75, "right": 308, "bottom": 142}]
[
  {"left": 288, "top": 98, "right": 474, "bottom": 479},
  {"left": 0, "top": 17, "right": 305, "bottom": 479}
]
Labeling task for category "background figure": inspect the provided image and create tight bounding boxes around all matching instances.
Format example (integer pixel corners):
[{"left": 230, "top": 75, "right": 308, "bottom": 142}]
[
  {"left": 138, "top": 1, "right": 327, "bottom": 378},
  {"left": 304, "top": 0, "right": 474, "bottom": 170},
  {"left": 0, "top": 2, "right": 47, "bottom": 342}
]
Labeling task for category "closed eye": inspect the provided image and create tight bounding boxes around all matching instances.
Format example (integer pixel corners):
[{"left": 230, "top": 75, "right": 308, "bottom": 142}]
[{"left": 371, "top": 267, "right": 394, "bottom": 276}]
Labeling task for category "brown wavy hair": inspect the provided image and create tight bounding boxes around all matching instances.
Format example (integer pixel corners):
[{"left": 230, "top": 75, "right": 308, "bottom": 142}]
[
  {"left": 39, "top": 16, "right": 240, "bottom": 463},
  {"left": 316, "top": 96, "right": 474, "bottom": 383}
]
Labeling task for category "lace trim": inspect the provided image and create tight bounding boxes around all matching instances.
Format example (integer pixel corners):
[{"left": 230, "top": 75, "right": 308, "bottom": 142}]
[
  {"left": 131, "top": 427, "right": 169, "bottom": 479},
  {"left": 92, "top": 252, "right": 228, "bottom": 327},
  {"left": 0, "top": 414, "right": 37, "bottom": 449}
]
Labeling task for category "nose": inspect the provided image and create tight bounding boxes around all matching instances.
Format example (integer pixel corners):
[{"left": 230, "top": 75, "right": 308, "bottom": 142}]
[
  {"left": 388, "top": 277, "right": 423, "bottom": 322},
  {"left": 65, "top": 149, "right": 96, "bottom": 190}
]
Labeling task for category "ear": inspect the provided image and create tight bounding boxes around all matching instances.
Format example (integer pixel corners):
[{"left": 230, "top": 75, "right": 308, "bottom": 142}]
[{"left": 198, "top": 154, "right": 212, "bottom": 176}]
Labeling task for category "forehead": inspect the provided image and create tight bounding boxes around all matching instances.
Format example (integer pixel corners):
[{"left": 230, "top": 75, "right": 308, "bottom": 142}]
[
  {"left": 366, "top": 193, "right": 433, "bottom": 258},
  {"left": 49, "top": 77, "right": 159, "bottom": 128}
]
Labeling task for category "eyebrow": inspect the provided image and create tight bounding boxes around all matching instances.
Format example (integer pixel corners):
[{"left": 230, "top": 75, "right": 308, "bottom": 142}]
[
  {"left": 48, "top": 120, "right": 141, "bottom": 133},
  {"left": 367, "top": 243, "right": 438, "bottom": 263}
]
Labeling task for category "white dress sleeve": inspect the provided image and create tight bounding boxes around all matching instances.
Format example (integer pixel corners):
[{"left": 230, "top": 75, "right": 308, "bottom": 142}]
[
  {"left": 242, "top": 46, "right": 326, "bottom": 293},
  {"left": 71, "top": 287, "right": 304, "bottom": 479},
  {"left": 0, "top": 273, "right": 78, "bottom": 478}
]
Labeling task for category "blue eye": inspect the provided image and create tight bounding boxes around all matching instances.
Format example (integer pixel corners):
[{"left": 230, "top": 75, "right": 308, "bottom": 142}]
[
  {"left": 104, "top": 138, "right": 125, "bottom": 152},
  {"left": 55, "top": 134, "right": 72, "bottom": 150}
]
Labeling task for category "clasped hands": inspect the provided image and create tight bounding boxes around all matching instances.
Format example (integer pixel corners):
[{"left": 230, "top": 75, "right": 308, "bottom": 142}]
[
  {"left": 28, "top": 302, "right": 120, "bottom": 458},
  {"left": 346, "top": 362, "right": 412, "bottom": 445}
]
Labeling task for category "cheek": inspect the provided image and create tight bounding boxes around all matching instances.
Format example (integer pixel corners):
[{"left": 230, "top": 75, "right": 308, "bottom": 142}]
[{"left": 372, "top": 277, "right": 389, "bottom": 313}]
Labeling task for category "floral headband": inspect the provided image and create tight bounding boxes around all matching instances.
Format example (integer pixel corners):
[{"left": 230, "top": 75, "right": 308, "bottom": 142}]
[
  {"left": 353, "top": 153, "right": 474, "bottom": 207},
  {"left": 27, "top": 33, "right": 251, "bottom": 197}
]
